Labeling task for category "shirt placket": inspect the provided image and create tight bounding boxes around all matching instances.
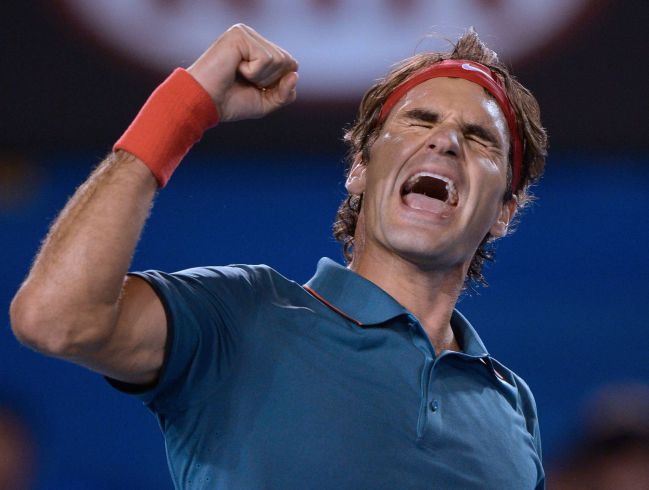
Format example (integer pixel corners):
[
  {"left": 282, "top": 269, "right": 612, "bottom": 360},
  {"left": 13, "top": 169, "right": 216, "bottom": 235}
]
[
  {"left": 406, "top": 314, "right": 493, "bottom": 446},
  {"left": 405, "top": 314, "right": 440, "bottom": 441}
]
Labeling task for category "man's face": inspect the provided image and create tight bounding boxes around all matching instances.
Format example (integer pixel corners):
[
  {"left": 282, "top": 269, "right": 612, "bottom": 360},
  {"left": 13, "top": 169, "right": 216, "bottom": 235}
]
[{"left": 347, "top": 77, "right": 516, "bottom": 272}]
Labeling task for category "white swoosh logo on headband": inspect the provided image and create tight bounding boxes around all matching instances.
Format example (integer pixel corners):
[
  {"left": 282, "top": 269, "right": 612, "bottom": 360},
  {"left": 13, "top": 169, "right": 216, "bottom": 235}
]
[{"left": 461, "top": 63, "right": 490, "bottom": 77}]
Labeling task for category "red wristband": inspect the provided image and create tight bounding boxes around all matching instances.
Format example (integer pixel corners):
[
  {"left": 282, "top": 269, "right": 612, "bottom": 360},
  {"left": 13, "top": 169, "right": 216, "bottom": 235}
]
[{"left": 113, "top": 68, "right": 219, "bottom": 187}]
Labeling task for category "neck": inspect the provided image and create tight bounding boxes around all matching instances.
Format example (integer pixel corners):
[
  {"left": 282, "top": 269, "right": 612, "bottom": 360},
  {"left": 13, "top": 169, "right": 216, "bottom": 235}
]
[{"left": 350, "top": 247, "right": 466, "bottom": 355}]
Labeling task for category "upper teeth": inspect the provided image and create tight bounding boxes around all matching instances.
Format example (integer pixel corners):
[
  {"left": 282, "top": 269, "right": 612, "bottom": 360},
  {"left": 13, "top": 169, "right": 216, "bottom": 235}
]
[{"left": 406, "top": 172, "right": 458, "bottom": 205}]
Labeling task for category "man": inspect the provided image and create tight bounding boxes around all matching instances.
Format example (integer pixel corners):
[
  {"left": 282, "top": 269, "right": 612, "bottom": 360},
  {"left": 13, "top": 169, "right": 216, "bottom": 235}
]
[{"left": 11, "top": 23, "right": 547, "bottom": 489}]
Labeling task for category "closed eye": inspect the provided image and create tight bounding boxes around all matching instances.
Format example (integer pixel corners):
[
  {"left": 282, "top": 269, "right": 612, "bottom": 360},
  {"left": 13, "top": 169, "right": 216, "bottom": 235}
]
[
  {"left": 401, "top": 108, "right": 503, "bottom": 149},
  {"left": 463, "top": 124, "right": 500, "bottom": 148},
  {"left": 466, "top": 135, "right": 490, "bottom": 147}
]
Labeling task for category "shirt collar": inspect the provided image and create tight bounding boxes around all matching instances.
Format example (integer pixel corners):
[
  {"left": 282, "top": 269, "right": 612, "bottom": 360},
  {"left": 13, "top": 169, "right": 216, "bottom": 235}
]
[
  {"left": 450, "top": 309, "right": 489, "bottom": 357},
  {"left": 305, "top": 258, "right": 490, "bottom": 357},
  {"left": 305, "top": 257, "right": 407, "bottom": 325}
]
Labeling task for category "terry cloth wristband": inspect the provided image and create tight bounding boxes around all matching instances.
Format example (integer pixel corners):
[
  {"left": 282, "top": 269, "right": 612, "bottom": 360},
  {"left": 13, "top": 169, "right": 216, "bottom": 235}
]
[{"left": 113, "top": 68, "right": 220, "bottom": 187}]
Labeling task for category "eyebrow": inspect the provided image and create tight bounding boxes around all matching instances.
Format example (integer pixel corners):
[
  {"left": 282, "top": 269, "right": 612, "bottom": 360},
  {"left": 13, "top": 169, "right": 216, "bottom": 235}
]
[
  {"left": 404, "top": 108, "right": 439, "bottom": 124},
  {"left": 402, "top": 108, "right": 502, "bottom": 148}
]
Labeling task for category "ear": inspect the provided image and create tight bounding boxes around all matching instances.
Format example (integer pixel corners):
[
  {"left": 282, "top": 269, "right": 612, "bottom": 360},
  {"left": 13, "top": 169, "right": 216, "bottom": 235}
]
[
  {"left": 345, "top": 154, "right": 367, "bottom": 196},
  {"left": 489, "top": 197, "right": 518, "bottom": 238}
]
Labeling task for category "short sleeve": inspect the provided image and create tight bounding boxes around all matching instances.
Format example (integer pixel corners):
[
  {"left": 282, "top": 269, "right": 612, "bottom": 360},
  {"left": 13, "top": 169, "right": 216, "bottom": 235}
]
[
  {"left": 107, "top": 265, "right": 260, "bottom": 413},
  {"left": 515, "top": 374, "right": 545, "bottom": 488},
  {"left": 518, "top": 379, "right": 542, "bottom": 459}
]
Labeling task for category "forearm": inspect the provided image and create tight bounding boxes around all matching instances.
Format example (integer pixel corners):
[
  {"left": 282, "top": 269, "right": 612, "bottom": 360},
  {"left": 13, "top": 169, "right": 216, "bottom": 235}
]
[
  {"left": 11, "top": 23, "right": 298, "bottom": 363},
  {"left": 11, "top": 150, "right": 157, "bottom": 353}
]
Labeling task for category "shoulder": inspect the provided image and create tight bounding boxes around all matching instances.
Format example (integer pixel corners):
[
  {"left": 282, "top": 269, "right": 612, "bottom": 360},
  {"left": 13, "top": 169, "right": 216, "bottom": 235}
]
[
  {"left": 143, "top": 263, "right": 275, "bottom": 281},
  {"left": 176, "top": 263, "right": 290, "bottom": 283},
  {"left": 490, "top": 358, "right": 541, "bottom": 438},
  {"left": 131, "top": 263, "right": 304, "bottom": 306},
  {"left": 133, "top": 262, "right": 284, "bottom": 289}
]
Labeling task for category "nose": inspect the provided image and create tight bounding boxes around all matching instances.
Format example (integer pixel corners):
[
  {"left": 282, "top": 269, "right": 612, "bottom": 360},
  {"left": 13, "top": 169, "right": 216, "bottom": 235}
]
[{"left": 425, "top": 124, "right": 461, "bottom": 159}]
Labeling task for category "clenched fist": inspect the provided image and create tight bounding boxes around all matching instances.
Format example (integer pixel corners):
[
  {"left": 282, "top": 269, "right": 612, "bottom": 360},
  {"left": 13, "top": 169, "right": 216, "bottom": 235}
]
[{"left": 187, "top": 24, "right": 299, "bottom": 122}]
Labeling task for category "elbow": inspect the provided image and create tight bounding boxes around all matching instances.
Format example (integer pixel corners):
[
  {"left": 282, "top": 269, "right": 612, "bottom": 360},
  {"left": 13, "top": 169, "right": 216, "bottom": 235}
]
[
  {"left": 10, "top": 289, "right": 93, "bottom": 357},
  {"left": 10, "top": 291, "right": 64, "bottom": 354},
  {"left": 10, "top": 290, "right": 36, "bottom": 345}
]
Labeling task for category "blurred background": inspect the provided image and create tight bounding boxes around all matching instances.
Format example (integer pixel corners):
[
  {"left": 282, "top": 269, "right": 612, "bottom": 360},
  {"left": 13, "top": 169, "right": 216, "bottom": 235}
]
[{"left": 2, "top": 0, "right": 648, "bottom": 488}]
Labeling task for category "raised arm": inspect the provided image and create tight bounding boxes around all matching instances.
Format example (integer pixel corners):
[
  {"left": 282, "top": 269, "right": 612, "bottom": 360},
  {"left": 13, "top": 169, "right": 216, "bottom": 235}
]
[{"left": 9, "top": 24, "right": 298, "bottom": 385}]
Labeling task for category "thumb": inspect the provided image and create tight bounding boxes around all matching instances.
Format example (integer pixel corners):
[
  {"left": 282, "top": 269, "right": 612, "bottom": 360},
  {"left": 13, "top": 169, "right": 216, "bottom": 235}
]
[{"left": 269, "top": 71, "right": 298, "bottom": 106}]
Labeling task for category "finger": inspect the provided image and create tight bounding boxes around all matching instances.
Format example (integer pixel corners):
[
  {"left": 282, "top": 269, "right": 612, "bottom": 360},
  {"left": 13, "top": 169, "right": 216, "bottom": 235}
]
[
  {"left": 240, "top": 25, "right": 299, "bottom": 72},
  {"left": 250, "top": 54, "right": 298, "bottom": 90},
  {"left": 262, "top": 71, "right": 298, "bottom": 109},
  {"left": 237, "top": 36, "right": 276, "bottom": 83},
  {"left": 240, "top": 47, "right": 297, "bottom": 89},
  {"left": 236, "top": 26, "right": 298, "bottom": 87},
  {"left": 278, "top": 71, "right": 298, "bottom": 103},
  {"left": 251, "top": 39, "right": 299, "bottom": 83},
  {"left": 235, "top": 25, "right": 280, "bottom": 82}
]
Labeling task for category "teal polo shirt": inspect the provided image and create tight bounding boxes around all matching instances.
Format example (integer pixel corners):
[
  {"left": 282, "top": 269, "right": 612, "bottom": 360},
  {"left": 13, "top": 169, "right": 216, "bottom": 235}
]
[{"left": 112, "top": 257, "right": 544, "bottom": 489}]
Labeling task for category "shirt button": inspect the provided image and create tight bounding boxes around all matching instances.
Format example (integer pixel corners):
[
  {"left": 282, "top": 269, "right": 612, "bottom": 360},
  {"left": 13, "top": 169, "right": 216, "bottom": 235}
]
[{"left": 429, "top": 400, "right": 439, "bottom": 412}]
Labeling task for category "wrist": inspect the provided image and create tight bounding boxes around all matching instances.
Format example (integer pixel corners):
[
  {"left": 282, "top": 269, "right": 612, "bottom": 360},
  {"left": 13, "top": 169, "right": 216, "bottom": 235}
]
[{"left": 113, "top": 68, "right": 220, "bottom": 188}]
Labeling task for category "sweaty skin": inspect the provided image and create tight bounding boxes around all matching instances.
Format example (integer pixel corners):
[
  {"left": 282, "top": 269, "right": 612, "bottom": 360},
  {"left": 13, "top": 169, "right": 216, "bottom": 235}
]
[
  {"left": 9, "top": 24, "right": 298, "bottom": 385},
  {"left": 346, "top": 78, "right": 516, "bottom": 354}
]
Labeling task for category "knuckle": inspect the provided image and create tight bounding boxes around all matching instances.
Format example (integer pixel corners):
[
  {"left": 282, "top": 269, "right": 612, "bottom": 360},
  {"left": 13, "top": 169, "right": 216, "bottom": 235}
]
[
  {"left": 229, "top": 23, "right": 247, "bottom": 35},
  {"left": 282, "top": 52, "right": 298, "bottom": 70}
]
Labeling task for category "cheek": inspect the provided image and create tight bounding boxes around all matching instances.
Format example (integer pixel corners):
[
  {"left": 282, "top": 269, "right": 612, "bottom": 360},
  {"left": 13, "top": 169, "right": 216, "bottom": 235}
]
[
  {"left": 371, "top": 141, "right": 414, "bottom": 182},
  {"left": 371, "top": 127, "right": 422, "bottom": 159},
  {"left": 366, "top": 140, "right": 400, "bottom": 185},
  {"left": 473, "top": 153, "right": 508, "bottom": 187},
  {"left": 383, "top": 131, "right": 410, "bottom": 147},
  {"left": 371, "top": 132, "right": 402, "bottom": 160},
  {"left": 468, "top": 158, "right": 508, "bottom": 212}
]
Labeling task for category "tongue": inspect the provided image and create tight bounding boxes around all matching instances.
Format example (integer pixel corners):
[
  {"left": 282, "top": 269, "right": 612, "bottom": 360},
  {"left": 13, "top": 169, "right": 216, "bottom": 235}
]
[{"left": 403, "top": 193, "right": 449, "bottom": 213}]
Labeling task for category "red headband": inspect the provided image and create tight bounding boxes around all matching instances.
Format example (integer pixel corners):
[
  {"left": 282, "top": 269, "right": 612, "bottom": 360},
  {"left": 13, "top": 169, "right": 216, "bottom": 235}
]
[{"left": 377, "top": 59, "right": 523, "bottom": 192}]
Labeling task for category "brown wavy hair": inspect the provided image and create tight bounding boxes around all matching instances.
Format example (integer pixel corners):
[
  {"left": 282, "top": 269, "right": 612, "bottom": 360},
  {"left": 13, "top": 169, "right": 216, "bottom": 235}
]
[{"left": 333, "top": 29, "right": 548, "bottom": 286}]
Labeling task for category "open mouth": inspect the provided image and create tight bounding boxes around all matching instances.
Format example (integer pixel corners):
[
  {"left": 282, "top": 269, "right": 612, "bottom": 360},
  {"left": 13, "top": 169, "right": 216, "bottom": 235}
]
[{"left": 400, "top": 173, "right": 459, "bottom": 209}]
